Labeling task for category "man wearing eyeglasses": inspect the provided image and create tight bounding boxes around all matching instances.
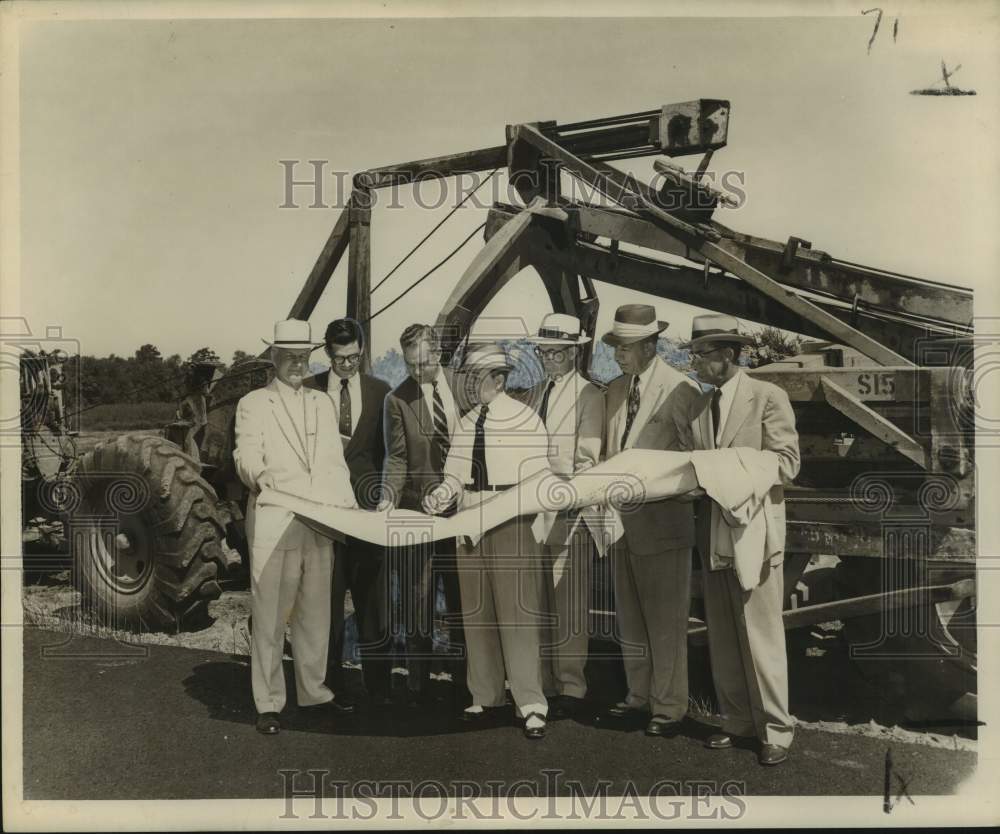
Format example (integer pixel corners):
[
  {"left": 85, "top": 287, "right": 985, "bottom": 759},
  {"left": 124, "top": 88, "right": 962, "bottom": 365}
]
[
  {"left": 678, "top": 314, "right": 799, "bottom": 767},
  {"left": 380, "top": 324, "right": 467, "bottom": 708},
  {"left": 305, "top": 318, "right": 393, "bottom": 709},
  {"left": 517, "top": 313, "right": 605, "bottom": 721}
]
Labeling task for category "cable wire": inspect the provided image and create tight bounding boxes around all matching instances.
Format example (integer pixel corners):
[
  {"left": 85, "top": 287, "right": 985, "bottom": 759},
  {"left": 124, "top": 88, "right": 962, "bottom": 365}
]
[
  {"left": 370, "top": 168, "right": 500, "bottom": 294},
  {"left": 366, "top": 222, "right": 486, "bottom": 323}
]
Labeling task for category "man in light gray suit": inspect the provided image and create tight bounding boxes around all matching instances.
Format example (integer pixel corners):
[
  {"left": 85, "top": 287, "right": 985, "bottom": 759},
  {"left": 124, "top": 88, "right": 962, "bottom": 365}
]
[
  {"left": 597, "top": 304, "right": 701, "bottom": 737},
  {"left": 678, "top": 313, "right": 800, "bottom": 766},
  {"left": 518, "top": 314, "right": 605, "bottom": 720}
]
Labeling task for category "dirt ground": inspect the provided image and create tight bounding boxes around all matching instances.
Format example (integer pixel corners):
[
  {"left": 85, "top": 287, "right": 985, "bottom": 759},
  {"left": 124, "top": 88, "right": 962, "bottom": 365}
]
[{"left": 21, "top": 569, "right": 977, "bottom": 754}]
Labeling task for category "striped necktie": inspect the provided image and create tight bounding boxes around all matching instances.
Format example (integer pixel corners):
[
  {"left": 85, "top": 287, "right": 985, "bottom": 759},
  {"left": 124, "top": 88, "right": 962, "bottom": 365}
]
[
  {"left": 431, "top": 379, "right": 450, "bottom": 459},
  {"left": 620, "top": 374, "right": 641, "bottom": 448}
]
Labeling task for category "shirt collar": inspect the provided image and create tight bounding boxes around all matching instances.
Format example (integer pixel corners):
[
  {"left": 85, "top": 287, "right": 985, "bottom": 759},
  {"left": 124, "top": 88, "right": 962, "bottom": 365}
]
[
  {"left": 275, "top": 377, "right": 304, "bottom": 397},
  {"left": 633, "top": 356, "right": 658, "bottom": 390}
]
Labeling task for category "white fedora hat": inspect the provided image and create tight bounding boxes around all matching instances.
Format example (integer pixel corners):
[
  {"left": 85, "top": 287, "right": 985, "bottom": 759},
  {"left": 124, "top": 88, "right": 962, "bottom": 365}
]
[
  {"left": 261, "top": 319, "right": 324, "bottom": 349},
  {"left": 528, "top": 313, "right": 590, "bottom": 346}
]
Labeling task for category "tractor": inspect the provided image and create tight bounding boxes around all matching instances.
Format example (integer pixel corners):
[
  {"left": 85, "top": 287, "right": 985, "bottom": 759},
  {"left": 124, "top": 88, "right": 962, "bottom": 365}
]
[{"left": 19, "top": 100, "right": 977, "bottom": 717}]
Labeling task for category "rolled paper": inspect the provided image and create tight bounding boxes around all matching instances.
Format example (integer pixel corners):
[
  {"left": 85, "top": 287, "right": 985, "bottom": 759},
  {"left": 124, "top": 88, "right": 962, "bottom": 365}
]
[
  {"left": 260, "top": 450, "right": 701, "bottom": 547},
  {"left": 449, "top": 449, "right": 699, "bottom": 539}
]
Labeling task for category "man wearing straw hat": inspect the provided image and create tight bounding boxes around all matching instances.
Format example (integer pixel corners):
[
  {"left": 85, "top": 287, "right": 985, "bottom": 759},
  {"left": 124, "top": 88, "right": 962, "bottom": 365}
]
[
  {"left": 234, "top": 319, "right": 358, "bottom": 735},
  {"left": 519, "top": 313, "right": 605, "bottom": 720},
  {"left": 424, "top": 343, "right": 552, "bottom": 739},
  {"left": 679, "top": 313, "right": 799, "bottom": 766},
  {"left": 596, "top": 304, "right": 701, "bottom": 738}
]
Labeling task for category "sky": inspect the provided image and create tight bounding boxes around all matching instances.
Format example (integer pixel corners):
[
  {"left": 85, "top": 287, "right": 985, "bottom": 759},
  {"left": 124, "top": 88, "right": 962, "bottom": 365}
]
[{"left": 15, "top": 7, "right": 1000, "bottom": 364}]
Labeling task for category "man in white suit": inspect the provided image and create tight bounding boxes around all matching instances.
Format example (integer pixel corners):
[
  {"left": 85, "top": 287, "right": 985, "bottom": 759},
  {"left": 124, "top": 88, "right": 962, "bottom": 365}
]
[
  {"left": 234, "top": 319, "right": 358, "bottom": 735},
  {"left": 598, "top": 304, "right": 701, "bottom": 737},
  {"left": 678, "top": 313, "right": 800, "bottom": 766},
  {"left": 517, "top": 314, "right": 605, "bottom": 720}
]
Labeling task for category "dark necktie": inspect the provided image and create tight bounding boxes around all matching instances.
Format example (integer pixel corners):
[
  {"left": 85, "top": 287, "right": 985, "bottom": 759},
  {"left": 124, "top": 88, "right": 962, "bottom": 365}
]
[
  {"left": 620, "top": 375, "right": 641, "bottom": 448},
  {"left": 339, "top": 378, "right": 353, "bottom": 437},
  {"left": 538, "top": 379, "right": 556, "bottom": 424},
  {"left": 711, "top": 387, "right": 723, "bottom": 446},
  {"left": 472, "top": 405, "right": 489, "bottom": 490},
  {"left": 431, "top": 379, "right": 450, "bottom": 459}
]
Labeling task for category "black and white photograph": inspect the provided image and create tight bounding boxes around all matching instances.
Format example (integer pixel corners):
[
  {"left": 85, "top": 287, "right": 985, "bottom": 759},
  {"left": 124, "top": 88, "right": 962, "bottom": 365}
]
[{"left": 1, "top": 0, "right": 998, "bottom": 828}]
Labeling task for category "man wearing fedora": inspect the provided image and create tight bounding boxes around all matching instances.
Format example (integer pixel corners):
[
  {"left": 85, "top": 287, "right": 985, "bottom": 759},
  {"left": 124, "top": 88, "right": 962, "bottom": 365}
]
[
  {"left": 424, "top": 343, "right": 552, "bottom": 739},
  {"left": 380, "top": 323, "right": 467, "bottom": 708},
  {"left": 304, "top": 318, "right": 393, "bottom": 709},
  {"left": 678, "top": 313, "right": 799, "bottom": 766},
  {"left": 597, "top": 303, "right": 701, "bottom": 738},
  {"left": 234, "top": 319, "right": 358, "bottom": 735},
  {"left": 517, "top": 313, "right": 605, "bottom": 720}
]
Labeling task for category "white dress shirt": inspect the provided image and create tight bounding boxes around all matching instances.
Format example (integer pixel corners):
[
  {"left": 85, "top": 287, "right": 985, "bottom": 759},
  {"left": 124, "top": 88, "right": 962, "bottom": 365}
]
[
  {"left": 327, "top": 369, "right": 361, "bottom": 437},
  {"left": 443, "top": 391, "right": 550, "bottom": 489},
  {"left": 714, "top": 369, "right": 742, "bottom": 446},
  {"left": 420, "top": 373, "right": 457, "bottom": 435}
]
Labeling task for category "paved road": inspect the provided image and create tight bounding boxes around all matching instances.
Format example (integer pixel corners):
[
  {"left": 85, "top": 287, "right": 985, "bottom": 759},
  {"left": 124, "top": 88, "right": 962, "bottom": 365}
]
[{"left": 21, "top": 627, "right": 976, "bottom": 802}]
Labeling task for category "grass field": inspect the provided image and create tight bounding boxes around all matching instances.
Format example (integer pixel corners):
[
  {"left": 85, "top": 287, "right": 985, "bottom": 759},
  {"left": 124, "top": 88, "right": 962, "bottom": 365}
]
[{"left": 77, "top": 402, "right": 175, "bottom": 432}]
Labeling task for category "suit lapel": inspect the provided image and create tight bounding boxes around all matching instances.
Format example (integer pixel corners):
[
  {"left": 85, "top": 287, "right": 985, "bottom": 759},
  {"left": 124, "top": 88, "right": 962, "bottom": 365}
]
[
  {"left": 608, "top": 377, "right": 626, "bottom": 453},
  {"left": 627, "top": 360, "right": 665, "bottom": 447},
  {"left": 344, "top": 375, "right": 368, "bottom": 457},
  {"left": 267, "top": 383, "right": 310, "bottom": 469},
  {"left": 720, "top": 372, "right": 753, "bottom": 449},
  {"left": 691, "top": 392, "right": 714, "bottom": 451}
]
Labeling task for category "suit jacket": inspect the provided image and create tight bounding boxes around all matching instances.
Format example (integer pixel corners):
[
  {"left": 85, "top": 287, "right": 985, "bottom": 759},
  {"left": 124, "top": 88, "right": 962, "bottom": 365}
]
[
  {"left": 233, "top": 380, "right": 354, "bottom": 564},
  {"left": 304, "top": 371, "right": 390, "bottom": 510},
  {"left": 382, "top": 369, "right": 458, "bottom": 512},
  {"left": 605, "top": 358, "right": 701, "bottom": 555},
  {"left": 514, "top": 372, "right": 606, "bottom": 546},
  {"left": 679, "top": 371, "right": 800, "bottom": 580}
]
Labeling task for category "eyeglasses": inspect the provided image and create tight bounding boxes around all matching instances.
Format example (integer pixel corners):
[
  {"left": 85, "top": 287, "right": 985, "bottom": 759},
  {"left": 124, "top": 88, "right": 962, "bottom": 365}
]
[
  {"left": 535, "top": 347, "right": 570, "bottom": 361},
  {"left": 331, "top": 353, "right": 362, "bottom": 366},
  {"left": 690, "top": 347, "right": 724, "bottom": 359}
]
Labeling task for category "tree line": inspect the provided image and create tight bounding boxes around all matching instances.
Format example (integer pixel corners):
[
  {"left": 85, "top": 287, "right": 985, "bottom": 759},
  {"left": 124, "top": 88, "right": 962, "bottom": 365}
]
[{"left": 54, "top": 327, "right": 802, "bottom": 416}]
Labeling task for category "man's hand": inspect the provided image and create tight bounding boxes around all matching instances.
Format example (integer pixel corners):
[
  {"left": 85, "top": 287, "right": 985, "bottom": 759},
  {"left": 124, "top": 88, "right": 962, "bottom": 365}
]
[
  {"left": 674, "top": 486, "right": 706, "bottom": 503},
  {"left": 423, "top": 485, "right": 451, "bottom": 515},
  {"left": 257, "top": 472, "right": 276, "bottom": 492},
  {"left": 377, "top": 498, "right": 394, "bottom": 513}
]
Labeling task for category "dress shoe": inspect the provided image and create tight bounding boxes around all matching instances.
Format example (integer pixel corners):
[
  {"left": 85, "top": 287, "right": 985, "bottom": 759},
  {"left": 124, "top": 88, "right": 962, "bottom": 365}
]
[
  {"left": 523, "top": 711, "right": 547, "bottom": 740},
  {"left": 758, "top": 744, "right": 789, "bottom": 766},
  {"left": 595, "top": 702, "right": 649, "bottom": 729},
  {"left": 256, "top": 712, "right": 280, "bottom": 735},
  {"left": 705, "top": 732, "right": 756, "bottom": 749},
  {"left": 461, "top": 706, "right": 489, "bottom": 723},
  {"left": 301, "top": 698, "right": 357, "bottom": 717},
  {"left": 645, "top": 715, "right": 683, "bottom": 738},
  {"left": 548, "top": 695, "right": 585, "bottom": 721}
]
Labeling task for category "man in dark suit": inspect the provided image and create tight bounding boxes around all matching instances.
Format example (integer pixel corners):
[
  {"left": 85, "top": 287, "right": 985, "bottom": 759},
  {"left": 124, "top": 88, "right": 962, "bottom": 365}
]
[
  {"left": 379, "top": 323, "right": 466, "bottom": 707},
  {"left": 305, "top": 318, "right": 392, "bottom": 708}
]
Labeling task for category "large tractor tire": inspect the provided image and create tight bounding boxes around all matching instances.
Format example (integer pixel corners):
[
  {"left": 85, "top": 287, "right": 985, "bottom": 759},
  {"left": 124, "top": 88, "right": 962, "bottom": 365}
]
[{"left": 74, "top": 434, "right": 231, "bottom": 632}]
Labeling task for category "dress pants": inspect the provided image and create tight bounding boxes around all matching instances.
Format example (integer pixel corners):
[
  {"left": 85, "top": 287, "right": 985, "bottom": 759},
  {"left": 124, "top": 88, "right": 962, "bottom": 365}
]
[
  {"left": 614, "top": 542, "right": 692, "bottom": 720},
  {"left": 399, "top": 537, "right": 467, "bottom": 696},
  {"left": 250, "top": 523, "right": 335, "bottom": 714},
  {"left": 457, "top": 516, "right": 547, "bottom": 718},
  {"left": 327, "top": 537, "right": 392, "bottom": 698},
  {"left": 540, "top": 522, "right": 592, "bottom": 699},
  {"left": 701, "top": 555, "right": 794, "bottom": 748}
]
